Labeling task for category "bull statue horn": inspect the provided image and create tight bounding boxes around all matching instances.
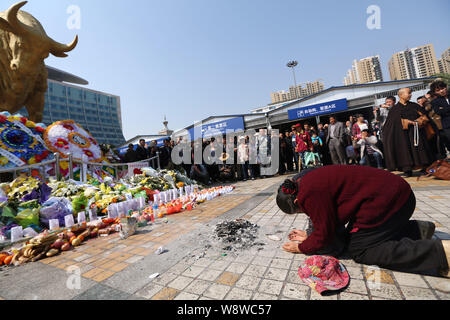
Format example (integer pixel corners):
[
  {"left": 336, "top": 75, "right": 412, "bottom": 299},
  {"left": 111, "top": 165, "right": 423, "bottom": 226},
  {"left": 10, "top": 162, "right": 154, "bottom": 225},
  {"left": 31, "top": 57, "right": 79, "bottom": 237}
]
[
  {"left": 4, "top": 1, "right": 28, "bottom": 35},
  {"left": 1, "top": 1, "right": 78, "bottom": 58},
  {"left": 48, "top": 35, "right": 78, "bottom": 58}
]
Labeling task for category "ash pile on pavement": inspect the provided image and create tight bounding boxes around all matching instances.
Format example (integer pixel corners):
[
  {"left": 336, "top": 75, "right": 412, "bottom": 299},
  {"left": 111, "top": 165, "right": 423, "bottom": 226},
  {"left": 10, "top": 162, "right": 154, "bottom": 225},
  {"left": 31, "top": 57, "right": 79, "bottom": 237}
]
[{"left": 214, "top": 219, "right": 264, "bottom": 251}]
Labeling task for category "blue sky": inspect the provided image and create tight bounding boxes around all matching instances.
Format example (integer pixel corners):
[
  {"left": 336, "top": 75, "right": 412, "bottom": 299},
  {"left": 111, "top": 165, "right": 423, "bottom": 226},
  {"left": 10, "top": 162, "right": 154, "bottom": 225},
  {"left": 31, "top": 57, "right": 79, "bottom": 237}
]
[{"left": 7, "top": 0, "right": 449, "bottom": 140}]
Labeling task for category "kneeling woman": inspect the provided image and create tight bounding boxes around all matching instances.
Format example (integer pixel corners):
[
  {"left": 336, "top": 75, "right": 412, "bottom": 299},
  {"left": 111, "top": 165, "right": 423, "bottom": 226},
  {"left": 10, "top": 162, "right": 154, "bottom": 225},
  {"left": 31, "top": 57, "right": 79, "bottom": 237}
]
[{"left": 277, "top": 165, "right": 450, "bottom": 276}]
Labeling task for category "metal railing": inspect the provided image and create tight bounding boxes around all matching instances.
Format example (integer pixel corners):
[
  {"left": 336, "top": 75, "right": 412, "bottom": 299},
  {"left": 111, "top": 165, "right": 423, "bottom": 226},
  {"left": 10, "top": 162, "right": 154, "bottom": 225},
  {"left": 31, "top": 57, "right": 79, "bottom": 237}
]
[{"left": 0, "top": 152, "right": 160, "bottom": 182}]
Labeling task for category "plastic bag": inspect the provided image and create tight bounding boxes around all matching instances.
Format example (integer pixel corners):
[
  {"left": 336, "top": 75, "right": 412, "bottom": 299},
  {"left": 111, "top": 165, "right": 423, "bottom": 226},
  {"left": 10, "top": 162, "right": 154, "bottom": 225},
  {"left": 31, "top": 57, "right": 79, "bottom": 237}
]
[
  {"left": 40, "top": 197, "right": 73, "bottom": 228},
  {"left": 163, "top": 174, "right": 176, "bottom": 189},
  {"left": 166, "top": 204, "right": 183, "bottom": 215},
  {"left": 14, "top": 208, "right": 40, "bottom": 228},
  {"left": 0, "top": 187, "right": 7, "bottom": 203},
  {"left": 119, "top": 217, "right": 137, "bottom": 240},
  {"left": 22, "top": 183, "right": 52, "bottom": 204},
  {"left": 142, "top": 167, "right": 160, "bottom": 178},
  {"left": 72, "top": 194, "right": 88, "bottom": 214},
  {"left": 1, "top": 206, "right": 16, "bottom": 219}
]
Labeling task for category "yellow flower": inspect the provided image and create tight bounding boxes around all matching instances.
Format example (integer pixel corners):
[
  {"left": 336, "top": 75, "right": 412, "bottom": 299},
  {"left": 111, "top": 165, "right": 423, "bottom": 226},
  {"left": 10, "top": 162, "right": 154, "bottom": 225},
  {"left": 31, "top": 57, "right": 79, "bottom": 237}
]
[
  {"left": 0, "top": 156, "right": 8, "bottom": 166},
  {"left": 60, "top": 161, "right": 69, "bottom": 170},
  {"left": 9, "top": 116, "right": 20, "bottom": 122},
  {"left": 25, "top": 120, "right": 36, "bottom": 128},
  {"left": 28, "top": 157, "right": 37, "bottom": 165}
]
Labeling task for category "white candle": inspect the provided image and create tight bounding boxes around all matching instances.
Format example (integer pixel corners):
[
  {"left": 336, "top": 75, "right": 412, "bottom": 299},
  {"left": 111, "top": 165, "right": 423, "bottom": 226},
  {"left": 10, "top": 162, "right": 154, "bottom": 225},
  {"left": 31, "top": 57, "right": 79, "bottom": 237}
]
[
  {"left": 49, "top": 219, "right": 59, "bottom": 231},
  {"left": 11, "top": 226, "right": 23, "bottom": 242},
  {"left": 77, "top": 211, "right": 86, "bottom": 224},
  {"left": 65, "top": 215, "right": 75, "bottom": 228}
]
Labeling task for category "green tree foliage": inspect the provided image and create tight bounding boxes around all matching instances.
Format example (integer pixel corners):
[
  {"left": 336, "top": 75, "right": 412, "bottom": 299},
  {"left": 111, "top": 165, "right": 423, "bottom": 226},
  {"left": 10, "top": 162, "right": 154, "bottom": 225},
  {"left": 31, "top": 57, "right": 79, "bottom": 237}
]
[{"left": 433, "top": 73, "right": 450, "bottom": 86}]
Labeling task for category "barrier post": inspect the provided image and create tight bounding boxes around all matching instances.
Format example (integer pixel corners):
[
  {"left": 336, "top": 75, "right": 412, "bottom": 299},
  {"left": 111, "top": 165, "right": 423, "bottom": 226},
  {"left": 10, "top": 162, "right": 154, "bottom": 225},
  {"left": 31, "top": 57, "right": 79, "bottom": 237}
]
[
  {"left": 81, "top": 155, "right": 88, "bottom": 183},
  {"left": 55, "top": 153, "right": 61, "bottom": 181},
  {"left": 68, "top": 153, "right": 74, "bottom": 180},
  {"left": 156, "top": 151, "right": 161, "bottom": 169}
]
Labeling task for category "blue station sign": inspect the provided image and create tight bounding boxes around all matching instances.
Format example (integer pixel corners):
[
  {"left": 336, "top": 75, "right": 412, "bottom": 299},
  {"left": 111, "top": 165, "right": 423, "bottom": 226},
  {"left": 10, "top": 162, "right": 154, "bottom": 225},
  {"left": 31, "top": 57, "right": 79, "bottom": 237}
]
[
  {"left": 288, "top": 98, "right": 348, "bottom": 120},
  {"left": 188, "top": 117, "right": 245, "bottom": 140}
]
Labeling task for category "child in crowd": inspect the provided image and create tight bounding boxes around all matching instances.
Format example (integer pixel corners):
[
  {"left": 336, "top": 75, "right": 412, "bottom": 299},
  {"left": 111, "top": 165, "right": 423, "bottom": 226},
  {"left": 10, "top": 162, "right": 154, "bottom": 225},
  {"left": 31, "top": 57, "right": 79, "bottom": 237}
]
[{"left": 311, "top": 132, "right": 323, "bottom": 154}]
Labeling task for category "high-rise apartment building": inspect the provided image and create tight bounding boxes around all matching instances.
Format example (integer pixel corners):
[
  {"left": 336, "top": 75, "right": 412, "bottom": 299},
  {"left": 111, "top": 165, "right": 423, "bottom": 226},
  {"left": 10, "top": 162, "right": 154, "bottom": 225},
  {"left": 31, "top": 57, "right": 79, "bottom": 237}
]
[
  {"left": 288, "top": 85, "right": 302, "bottom": 100},
  {"left": 343, "top": 56, "right": 383, "bottom": 85},
  {"left": 270, "top": 90, "right": 291, "bottom": 104},
  {"left": 305, "top": 81, "right": 325, "bottom": 96},
  {"left": 271, "top": 80, "right": 324, "bottom": 104},
  {"left": 388, "top": 44, "right": 439, "bottom": 80},
  {"left": 437, "top": 47, "right": 450, "bottom": 74}
]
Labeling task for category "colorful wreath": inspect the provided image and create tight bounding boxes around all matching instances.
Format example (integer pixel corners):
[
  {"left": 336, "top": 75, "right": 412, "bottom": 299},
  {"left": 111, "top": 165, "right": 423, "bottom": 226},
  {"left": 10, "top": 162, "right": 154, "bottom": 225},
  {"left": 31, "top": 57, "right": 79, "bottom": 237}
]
[
  {"left": 43, "top": 120, "right": 103, "bottom": 163},
  {"left": 0, "top": 112, "right": 52, "bottom": 169}
]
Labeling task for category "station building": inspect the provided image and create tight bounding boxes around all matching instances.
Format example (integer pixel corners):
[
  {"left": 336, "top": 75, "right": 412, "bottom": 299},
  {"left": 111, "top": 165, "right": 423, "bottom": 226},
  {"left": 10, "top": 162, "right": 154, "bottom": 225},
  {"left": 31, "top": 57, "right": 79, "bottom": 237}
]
[{"left": 169, "top": 77, "right": 435, "bottom": 141}]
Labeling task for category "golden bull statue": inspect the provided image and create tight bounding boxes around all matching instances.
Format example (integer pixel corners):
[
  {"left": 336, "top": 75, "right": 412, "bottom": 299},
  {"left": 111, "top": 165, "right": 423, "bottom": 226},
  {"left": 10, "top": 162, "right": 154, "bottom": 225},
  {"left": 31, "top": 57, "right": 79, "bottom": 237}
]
[{"left": 0, "top": 1, "right": 78, "bottom": 123}]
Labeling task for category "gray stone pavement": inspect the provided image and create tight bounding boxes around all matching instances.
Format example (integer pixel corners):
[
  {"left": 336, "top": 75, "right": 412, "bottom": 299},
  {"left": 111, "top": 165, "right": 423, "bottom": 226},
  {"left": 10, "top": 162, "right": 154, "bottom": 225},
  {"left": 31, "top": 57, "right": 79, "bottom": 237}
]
[{"left": 0, "top": 173, "right": 449, "bottom": 300}]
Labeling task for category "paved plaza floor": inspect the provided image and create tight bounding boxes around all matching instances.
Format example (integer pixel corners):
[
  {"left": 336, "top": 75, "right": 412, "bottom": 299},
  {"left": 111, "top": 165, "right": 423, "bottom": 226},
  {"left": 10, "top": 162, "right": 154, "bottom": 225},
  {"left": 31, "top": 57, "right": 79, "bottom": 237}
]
[{"left": 0, "top": 172, "right": 449, "bottom": 300}]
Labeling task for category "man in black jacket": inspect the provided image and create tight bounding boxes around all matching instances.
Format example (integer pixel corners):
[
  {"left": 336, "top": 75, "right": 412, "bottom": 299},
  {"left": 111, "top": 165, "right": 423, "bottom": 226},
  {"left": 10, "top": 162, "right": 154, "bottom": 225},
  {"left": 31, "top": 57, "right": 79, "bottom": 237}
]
[
  {"left": 136, "top": 139, "right": 149, "bottom": 161},
  {"left": 124, "top": 144, "right": 138, "bottom": 163},
  {"left": 159, "top": 139, "right": 173, "bottom": 169},
  {"left": 431, "top": 81, "right": 450, "bottom": 154}
]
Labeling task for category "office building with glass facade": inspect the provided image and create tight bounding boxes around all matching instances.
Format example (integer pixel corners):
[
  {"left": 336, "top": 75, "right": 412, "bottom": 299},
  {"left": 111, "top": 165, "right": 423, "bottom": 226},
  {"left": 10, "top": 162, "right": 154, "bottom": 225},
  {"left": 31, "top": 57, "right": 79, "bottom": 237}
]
[{"left": 19, "top": 66, "right": 126, "bottom": 146}]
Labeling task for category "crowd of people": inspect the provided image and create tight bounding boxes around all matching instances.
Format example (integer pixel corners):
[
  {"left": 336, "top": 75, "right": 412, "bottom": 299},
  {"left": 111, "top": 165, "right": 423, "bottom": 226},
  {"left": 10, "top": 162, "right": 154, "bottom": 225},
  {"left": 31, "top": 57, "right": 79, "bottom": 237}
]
[
  {"left": 120, "top": 80, "right": 450, "bottom": 184},
  {"left": 278, "top": 80, "right": 450, "bottom": 177}
]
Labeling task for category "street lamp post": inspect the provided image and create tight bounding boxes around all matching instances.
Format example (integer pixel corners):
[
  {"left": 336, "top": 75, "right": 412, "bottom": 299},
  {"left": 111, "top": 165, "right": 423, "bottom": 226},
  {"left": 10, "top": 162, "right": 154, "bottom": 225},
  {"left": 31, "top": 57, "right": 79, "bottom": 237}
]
[{"left": 287, "top": 61, "right": 298, "bottom": 98}]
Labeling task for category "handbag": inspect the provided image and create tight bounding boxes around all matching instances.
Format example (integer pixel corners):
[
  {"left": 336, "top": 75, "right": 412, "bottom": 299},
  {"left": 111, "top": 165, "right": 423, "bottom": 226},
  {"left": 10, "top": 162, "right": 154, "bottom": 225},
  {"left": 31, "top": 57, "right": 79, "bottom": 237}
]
[
  {"left": 418, "top": 159, "right": 450, "bottom": 181},
  {"left": 415, "top": 111, "right": 429, "bottom": 127},
  {"left": 401, "top": 118, "right": 410, "bottom": 130},
  {"left": 429, "top": 110, "right": 443, "bottom": 131},
  {"left": 416, "top": 111, "right": 436, "bottom": 140}
]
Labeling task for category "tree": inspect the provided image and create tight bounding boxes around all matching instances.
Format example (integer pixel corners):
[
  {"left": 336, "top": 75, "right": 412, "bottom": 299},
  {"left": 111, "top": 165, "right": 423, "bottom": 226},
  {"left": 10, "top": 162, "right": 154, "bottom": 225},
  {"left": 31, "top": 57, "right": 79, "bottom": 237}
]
[{"left": 433, "top": 73, "right": 450, "bottom": 87}]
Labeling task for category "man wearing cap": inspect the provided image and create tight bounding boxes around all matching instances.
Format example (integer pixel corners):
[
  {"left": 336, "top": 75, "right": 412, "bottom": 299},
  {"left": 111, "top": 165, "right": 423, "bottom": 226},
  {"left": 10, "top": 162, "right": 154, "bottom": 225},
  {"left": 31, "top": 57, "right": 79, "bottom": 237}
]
[
  {"left": 218, "top": 152, "right": 235, "bottom": 182},
  {"left": 295, "top": 124, "right": 313, "bottom": 171},
  {"left": 276, "top": 165, "right": 450, "bottom": 277}
]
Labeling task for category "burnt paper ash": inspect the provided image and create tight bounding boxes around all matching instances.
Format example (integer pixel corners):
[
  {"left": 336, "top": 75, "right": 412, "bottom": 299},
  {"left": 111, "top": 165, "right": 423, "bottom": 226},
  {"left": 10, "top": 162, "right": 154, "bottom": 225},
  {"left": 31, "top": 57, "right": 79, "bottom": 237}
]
[{"left": 215, "top": 219, "right": 264, "bottom": 251}]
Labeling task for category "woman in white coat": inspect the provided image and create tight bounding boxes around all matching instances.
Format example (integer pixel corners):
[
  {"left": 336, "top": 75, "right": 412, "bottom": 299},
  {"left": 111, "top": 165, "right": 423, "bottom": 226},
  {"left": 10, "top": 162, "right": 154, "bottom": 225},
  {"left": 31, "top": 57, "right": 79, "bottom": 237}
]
[{"left": 357, "top": 129, "right": 384, "bottom": 169}]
